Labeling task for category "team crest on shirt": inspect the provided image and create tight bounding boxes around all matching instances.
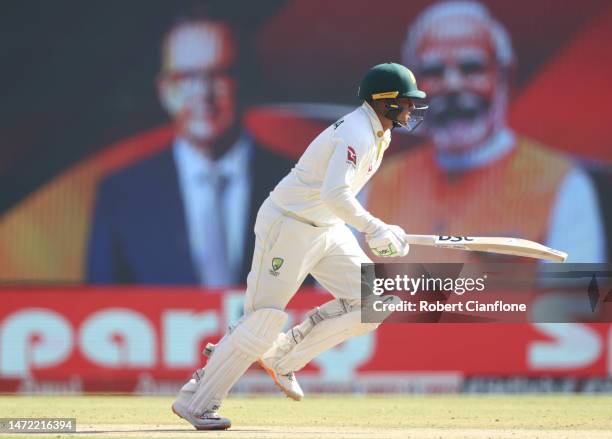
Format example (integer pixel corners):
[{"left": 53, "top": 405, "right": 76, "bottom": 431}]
[
  {"left": 346, "top": 146, "right": 357, "bottom": 167},
  {"left": 270, "top": 257, "right": 284, "bottom": 276}
]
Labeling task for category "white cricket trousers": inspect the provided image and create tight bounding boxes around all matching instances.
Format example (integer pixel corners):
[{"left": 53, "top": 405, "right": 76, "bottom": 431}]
[
  {"left": 183, "top": 197, "right": 376, "bottom": 415},
  {"left": 243, "top": 197, "right": 371, "bottom": 314}
]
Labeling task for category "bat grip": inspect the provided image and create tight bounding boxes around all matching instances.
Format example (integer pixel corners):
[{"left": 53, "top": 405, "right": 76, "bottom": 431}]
[{"left": 403, "top": 234, "right": 437, "bottom": 247}]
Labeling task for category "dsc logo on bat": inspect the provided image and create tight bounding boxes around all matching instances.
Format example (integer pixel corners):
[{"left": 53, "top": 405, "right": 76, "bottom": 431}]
[{"left": 436, "top": 236, "right": 475, "bottom": 243}]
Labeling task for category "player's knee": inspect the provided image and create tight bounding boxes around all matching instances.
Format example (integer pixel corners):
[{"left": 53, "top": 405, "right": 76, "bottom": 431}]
[
  {"left": 317, "top": 298, "right": 380, "bottom": 337},
  {"left": 343, "top": 298, "right": 362, "bottom": 310},
  {"left": 348, "top": 295, "right": 401, "bottom": 336}
]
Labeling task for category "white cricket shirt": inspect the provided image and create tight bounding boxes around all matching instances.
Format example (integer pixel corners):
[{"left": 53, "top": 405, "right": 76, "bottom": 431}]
[{"left": 270, "top": 102, "right": 391, "bottom": 232}]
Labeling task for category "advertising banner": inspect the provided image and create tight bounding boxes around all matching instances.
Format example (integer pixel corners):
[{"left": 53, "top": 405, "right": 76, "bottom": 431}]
[{"left": 2, "top": 287, "right": 611, "bottom": 394}]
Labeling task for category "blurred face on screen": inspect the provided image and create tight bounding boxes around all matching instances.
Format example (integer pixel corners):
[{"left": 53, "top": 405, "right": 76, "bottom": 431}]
[
  {"left": 415, "top": 15, "right": 506, "bottom": 153},
  {"left": 158, "top": 22, "right": 237, "bottom": 148}
]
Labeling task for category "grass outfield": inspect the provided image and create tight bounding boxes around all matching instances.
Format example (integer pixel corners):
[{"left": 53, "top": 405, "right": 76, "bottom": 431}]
[{"left": 1, "top": 395, "right": 611, "bottom": 438}]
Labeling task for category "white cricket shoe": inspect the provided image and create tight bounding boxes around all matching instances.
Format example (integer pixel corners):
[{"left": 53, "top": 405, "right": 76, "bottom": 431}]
[
  {"left": 172, "top": 400, "right": 231, "bottom": 431},
  {"left": 257, "top": 357, "right": 304, "bottom": 401}
]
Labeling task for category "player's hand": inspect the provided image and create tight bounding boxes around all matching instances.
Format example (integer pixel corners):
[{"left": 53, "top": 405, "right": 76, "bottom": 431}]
[
  {"left": 365, "top": 220, "right": 410, "bottom": 257},
  {"left": 388, "top": 225, "right": 410, "bottom": 255}
]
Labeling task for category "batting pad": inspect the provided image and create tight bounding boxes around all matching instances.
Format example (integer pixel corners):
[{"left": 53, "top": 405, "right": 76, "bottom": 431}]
[
  {"left": 270, "top": 296, "right": 400, "bottom": 375},
  {"left": 188, "top": 308, "right": 287, "bottom": 416}
]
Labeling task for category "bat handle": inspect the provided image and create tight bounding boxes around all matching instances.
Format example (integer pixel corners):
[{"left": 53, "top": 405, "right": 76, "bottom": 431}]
[{"left": 403, "top": 234, "right": 437, "bottom": 247}]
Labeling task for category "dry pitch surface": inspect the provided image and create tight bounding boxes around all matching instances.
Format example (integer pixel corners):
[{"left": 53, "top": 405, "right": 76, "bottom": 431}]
[{"left": 1, "top": 395, "right": 611, "bottom": 439}]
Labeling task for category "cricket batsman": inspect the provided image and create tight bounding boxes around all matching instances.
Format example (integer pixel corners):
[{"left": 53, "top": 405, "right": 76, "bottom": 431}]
[{"left": 171, "top": 62, "right": 428, "bottom": 430}]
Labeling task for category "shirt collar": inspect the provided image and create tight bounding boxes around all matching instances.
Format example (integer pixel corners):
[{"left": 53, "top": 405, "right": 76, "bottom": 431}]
[
  {"left": 173, "top": 134, "right": 251, "bottom": 182},
  {"left": 361, "top": 101, "right": 391, "bottom": 144}
]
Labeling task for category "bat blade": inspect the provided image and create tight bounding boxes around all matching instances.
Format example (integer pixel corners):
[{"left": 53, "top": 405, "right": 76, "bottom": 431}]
[{"left": 404, "top": 235, "right": 568, "bottom": 262}]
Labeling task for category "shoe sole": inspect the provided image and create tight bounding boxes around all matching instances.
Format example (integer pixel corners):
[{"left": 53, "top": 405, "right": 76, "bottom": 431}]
[
  {"left": 172, "top": 403, "right": 231, "bottom": 430},
  {"left": 257, "top": 358, "right": 302, "bottom": 401}
]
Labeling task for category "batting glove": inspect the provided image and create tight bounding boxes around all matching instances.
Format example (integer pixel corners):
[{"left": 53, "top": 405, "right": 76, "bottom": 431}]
[{"left": 365, "top": 219, "right": 410, "bottom": 257}]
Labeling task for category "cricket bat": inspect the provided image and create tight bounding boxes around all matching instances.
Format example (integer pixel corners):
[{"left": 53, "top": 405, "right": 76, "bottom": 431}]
[{"left": 403, "top": 235, "right": 568, "bottom": 262}]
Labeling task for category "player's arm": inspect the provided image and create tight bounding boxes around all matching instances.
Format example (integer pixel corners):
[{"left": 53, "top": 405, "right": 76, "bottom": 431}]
[
  {"left": 320, "top": 137, "right": 374, "bottom": 231},
  {"left": 320, "top": 137, "right": 408, "bottom": 257}
]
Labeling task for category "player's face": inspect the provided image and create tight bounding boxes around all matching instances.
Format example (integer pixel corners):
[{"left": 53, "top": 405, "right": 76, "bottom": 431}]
[
  {"left": 158, "top": 23, "right": 237, "bottom": 145},
  {"left": 416, "top": 19, "right": 503, "bottom": 152},
  {"left": 395, "top": 97, "right": 415, "bottom": 126}
]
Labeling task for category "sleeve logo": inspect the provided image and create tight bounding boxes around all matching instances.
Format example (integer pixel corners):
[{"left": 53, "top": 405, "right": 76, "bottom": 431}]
[{"left": 347, "top": 146, "right": 357, "bottom": 167}]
